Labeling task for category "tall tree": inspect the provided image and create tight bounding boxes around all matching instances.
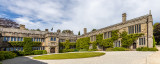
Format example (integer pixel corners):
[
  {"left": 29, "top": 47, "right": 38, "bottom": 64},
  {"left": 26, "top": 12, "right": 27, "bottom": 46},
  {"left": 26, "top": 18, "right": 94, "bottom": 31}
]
[
  {"left": 78, "top": 31, "right": 80, "bottom": 35},
  {"left": 153, "top": 23, "right": 160, "bottom": 44}
]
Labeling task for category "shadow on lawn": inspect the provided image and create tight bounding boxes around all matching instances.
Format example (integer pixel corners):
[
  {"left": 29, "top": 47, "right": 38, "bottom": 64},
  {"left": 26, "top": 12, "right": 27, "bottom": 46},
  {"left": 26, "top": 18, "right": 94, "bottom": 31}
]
[{"left": 2, "top": 56, "right": 47, "bottom": 64}]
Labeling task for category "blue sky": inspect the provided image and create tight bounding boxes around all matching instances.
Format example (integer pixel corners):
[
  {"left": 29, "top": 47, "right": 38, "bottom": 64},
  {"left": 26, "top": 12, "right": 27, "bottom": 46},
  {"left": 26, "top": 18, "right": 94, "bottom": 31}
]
[{"left": 0, "top": 0, "right": 160, "bottom": 34}]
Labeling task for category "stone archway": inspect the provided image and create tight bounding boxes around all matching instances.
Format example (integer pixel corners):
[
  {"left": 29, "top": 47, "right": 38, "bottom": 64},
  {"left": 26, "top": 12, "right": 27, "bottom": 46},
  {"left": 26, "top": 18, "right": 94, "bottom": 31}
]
[
  {"left": 133, "top": 42, "right": 136, "bottom": 49},
  {"left": 50, "top": 47, "right": 55, "bottom": 53}
]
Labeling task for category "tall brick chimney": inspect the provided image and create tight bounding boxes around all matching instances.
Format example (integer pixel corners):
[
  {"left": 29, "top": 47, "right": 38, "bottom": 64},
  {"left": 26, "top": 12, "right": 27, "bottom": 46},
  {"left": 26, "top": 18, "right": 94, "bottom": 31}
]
[
  {"left": 84, "top": 28, "right": 87, "bottom": 35},
  {"left": 20, "top": 24, "right": 25, "bottom": 30},
  {"left": 122, "top": 13, "right": 127, "bottom": 23}
]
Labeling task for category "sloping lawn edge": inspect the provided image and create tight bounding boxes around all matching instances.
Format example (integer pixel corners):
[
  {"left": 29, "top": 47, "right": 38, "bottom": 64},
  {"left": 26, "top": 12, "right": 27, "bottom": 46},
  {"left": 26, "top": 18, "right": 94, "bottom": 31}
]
[{"left": 33, "top": 52, "right": 105, "bottom": 60}]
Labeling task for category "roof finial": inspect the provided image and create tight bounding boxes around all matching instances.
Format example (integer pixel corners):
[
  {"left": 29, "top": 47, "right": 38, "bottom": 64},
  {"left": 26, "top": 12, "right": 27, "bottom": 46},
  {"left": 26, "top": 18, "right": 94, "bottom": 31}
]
[{"left": 149, "top": 10, "right": 151, "bottom": 15}]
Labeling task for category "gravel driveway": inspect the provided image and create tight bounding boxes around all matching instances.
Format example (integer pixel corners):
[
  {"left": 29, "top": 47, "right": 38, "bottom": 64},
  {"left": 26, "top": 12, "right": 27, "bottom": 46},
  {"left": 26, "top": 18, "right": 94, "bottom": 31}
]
[{"left": 2, "top": 51, "right": 155, "bottom": 64}]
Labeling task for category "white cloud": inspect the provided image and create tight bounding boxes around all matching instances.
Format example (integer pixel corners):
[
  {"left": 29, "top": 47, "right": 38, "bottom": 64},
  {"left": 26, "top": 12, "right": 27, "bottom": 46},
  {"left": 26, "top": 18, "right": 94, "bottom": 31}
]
[{"left": 0, "top": 0, "right": 160, "bottom": 35}]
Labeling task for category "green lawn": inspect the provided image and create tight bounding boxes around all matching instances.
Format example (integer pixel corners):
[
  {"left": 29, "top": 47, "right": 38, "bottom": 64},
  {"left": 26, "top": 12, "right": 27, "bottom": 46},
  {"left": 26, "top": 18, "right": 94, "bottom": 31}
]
[{"left": 33, "top": 52, "right": 105, "bottom": 60}]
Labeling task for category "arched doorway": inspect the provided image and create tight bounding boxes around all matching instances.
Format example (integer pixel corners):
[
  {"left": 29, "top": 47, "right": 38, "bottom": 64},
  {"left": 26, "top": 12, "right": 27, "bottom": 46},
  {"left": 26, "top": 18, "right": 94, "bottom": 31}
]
[
  {"left": 133, "top": 42, "right": 136, "bottom": 49},
  {"left": 50, "top": 47, "right": 55, "bottom": 53}
]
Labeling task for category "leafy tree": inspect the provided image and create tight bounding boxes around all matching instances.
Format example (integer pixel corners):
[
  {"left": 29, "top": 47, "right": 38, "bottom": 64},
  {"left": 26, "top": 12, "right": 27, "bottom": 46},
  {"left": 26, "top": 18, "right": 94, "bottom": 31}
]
[
  {"left": 92, "top": 29, "right": 96, "bottom": 31},
  {"left": 153, "top": 23, "right": 160, "bottom": 44},
  {"left": 78, "top": 31, "right": 80, "bottom": 35},
  {"left": 36, "top": 28, "right": 41, "bottom": 31},
  {"left": 153, "top": 36, "right": 157, "bottom": 47},
  {"left": 153, "top": 22, "right": 159, "bottom": 29}
]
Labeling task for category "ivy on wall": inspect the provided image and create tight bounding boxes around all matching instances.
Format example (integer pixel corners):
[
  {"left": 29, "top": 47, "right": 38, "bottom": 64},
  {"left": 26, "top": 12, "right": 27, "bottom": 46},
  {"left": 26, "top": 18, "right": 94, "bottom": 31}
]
[
  {"left": 9, "top": 42, "right": 41, "bottom": 47},
  {"left": 9, "top": 39, "right": 41, "bottom": 47},
  {"left": 76, "top": 37, "right": 90, "bottom": 50},
  {"left": 100, "top": 30, "right": 119, "bottom": 48},
  {"left": 8, "top": 37, "right": 42, "bottom": 54},
  {"left": 23, "top": 37, "right": 32, "bottom": 54},
  {"left": 120, "top": 31, "right": 144, "bottom": 48},
  {"left": 59, "top": 40, "right": 76, "bottom": 52}
]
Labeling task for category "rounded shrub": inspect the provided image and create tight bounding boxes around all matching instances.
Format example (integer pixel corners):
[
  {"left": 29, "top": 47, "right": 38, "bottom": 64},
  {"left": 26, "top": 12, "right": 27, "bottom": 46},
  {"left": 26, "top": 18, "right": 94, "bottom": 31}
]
[{"left": 0, "top": 51, "right": 17, "bottom": 61}]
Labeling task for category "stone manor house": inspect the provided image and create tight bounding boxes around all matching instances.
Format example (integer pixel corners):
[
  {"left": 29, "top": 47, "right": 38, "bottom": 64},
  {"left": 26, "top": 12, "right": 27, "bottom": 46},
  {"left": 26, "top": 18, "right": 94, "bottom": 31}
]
[{"left": 0, "top": 11, "right": 153, "bottom": 53}]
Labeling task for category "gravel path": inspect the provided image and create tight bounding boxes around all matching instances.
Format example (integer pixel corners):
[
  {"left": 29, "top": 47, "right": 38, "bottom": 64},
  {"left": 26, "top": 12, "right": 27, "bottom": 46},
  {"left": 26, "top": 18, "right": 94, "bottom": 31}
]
[
  {"left": 2, "top": 51, "right": 155, "bottom": 64},
  {"left": 147, "top": 45, "right": 160, "bottom": 64}
]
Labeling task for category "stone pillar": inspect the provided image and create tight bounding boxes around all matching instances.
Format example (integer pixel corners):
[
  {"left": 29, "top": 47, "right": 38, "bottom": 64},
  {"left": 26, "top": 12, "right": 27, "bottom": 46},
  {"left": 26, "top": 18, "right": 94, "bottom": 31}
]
[
  {"left": 148, "top": 10, "right": 153, "bottom": 48},
  {"left": 122, "top": 13, "right": 127, "bottom": 23},
  {"left": 84, "top": 28, "right": 87, "bottom": 35},
  {"left": 55, "top": 38, "right": 59, "bottom": 53}
]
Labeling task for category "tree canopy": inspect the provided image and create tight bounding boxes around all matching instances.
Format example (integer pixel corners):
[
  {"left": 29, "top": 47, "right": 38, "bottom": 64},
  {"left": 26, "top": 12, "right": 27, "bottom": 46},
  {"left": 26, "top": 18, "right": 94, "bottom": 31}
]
[{"left": 153, "top": 22, "right": 160, "bottom": 44}]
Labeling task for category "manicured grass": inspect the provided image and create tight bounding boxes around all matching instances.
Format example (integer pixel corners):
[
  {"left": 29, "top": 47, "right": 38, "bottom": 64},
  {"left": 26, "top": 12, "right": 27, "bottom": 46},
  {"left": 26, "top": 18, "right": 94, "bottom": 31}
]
[{"left": 33, "top": 52, "right": 105, "bottom": 60}]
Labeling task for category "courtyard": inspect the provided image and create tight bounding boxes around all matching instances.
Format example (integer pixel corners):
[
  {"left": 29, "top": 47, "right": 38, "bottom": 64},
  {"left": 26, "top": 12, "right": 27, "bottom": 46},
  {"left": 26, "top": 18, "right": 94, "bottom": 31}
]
[{"left": 2, "top": 51, "right": 160, "bottom": 64}]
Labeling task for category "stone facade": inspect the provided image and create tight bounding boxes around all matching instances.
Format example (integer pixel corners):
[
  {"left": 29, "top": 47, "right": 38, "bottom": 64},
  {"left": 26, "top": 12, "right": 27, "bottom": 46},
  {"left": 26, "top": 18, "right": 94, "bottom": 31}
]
[
  {"left": 0, "top": 11, "right": 154, "bottom": 53},
  {"left": 79, "top": 11, "right": 153, "bottom": 50},
  {"left": 0, "top": 26, "right": 77, "bottom": 53}
]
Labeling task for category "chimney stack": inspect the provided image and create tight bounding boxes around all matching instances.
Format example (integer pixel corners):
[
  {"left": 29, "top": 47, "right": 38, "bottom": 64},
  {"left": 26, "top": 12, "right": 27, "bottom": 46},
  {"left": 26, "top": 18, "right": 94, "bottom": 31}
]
[
  {"left": 122, "top": 13, "right": 127, "bottom": 23},
  {"left": 20, "top": 24, "right": 25, "bottom": 30},
  {"left": 45, "top": 29, "right": 48, "bottom": 31},
  {"left": 57, "top": 29, "right": 61, "bottom": 33},
  {"left": 84, "top": 28, "right": 87, "bottom": 35}
]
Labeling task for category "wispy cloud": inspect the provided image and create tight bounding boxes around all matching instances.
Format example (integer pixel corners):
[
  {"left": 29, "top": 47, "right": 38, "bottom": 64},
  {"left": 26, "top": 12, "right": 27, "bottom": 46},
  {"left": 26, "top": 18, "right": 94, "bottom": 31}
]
[{"left": 0, "top": 0, "right": 160, "bottom": 34}]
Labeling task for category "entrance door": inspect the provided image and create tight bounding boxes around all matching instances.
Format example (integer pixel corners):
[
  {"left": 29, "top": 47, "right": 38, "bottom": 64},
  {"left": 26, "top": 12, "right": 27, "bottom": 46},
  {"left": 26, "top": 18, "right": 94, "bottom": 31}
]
[
  {"left": 133, "top": 43, "right": 136, "bottom": 49},
  {"left": 50, "top": 47, "right": 55, "bottom": 53}
]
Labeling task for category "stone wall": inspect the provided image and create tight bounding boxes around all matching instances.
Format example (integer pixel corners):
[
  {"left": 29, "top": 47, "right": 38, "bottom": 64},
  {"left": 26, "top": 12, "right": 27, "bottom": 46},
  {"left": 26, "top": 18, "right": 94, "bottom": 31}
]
[{"left": 78, "top": 13, "right": 153, "bottom": 49}]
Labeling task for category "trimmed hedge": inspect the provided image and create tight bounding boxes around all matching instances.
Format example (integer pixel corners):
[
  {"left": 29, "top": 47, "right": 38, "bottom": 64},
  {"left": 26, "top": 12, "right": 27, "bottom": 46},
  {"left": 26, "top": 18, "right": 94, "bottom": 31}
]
[
  {"left": 88, "top": 49, "right": 98, "bottom": 51},
  {"left": 106, "top": 47, "right": 129, "bottom": 51},
  {"left": 32, "top": 50, "right": 47, "bottom": 55},
  {"left": 136, "top": 47, "right": 158, "bottom": 51},
  {"left": 12, "top": 51, "right": 25, "bottom": 56},
  {"left": 0, "top": 51, "right": 17, "bottom": 61},
  {"left": 59, "top": 49, "right": 78, "bottom": 53}
]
